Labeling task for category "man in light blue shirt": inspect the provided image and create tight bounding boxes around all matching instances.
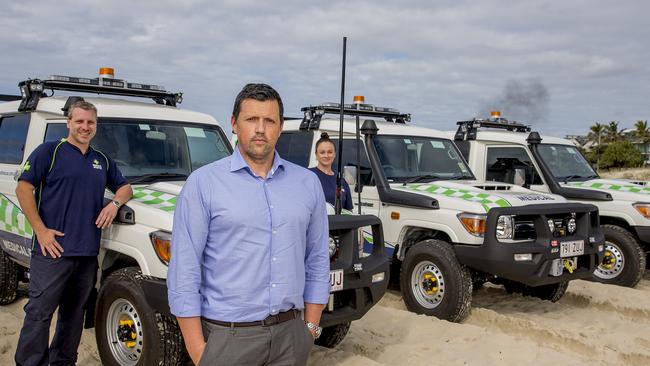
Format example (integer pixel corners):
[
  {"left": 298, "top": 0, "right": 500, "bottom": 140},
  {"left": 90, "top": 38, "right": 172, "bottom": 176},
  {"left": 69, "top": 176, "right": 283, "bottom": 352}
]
[{"left": 167, "top": 83, "right": 330, "bottom": 366}]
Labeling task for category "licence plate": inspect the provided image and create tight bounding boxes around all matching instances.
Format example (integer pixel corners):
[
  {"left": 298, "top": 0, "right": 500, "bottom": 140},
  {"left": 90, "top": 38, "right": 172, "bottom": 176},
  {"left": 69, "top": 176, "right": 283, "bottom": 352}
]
[
  {"left": 561, "top": 240, "right": 584, "bottom": 257},
  {"left": 330, "top": 269, "right": 344, "bottom": 292}
]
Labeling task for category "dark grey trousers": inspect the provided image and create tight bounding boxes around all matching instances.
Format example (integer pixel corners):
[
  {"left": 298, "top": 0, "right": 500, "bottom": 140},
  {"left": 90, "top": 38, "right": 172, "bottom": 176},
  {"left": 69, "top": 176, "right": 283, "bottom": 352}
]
[
  {"left": 199, "top": 316, "right": 314, "bottom": 366},
  {"left": 15, "top": 255, "right": 98, "bottom": 366}
]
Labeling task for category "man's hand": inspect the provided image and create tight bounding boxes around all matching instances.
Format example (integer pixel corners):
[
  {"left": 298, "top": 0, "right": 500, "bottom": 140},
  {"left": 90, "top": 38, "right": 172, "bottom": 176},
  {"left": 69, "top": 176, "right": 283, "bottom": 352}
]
[
  {"left": 176, "top": 317, "right": 206, "bottom": 365},
  {"left": 35, "top": 228, "right": 65, "bottom": 258},
  {"left": 95, "top": 203, "right": 118, "bottom": 229},
  {"left": 188, "top": 341, "right": 206, "bottom": 365}
]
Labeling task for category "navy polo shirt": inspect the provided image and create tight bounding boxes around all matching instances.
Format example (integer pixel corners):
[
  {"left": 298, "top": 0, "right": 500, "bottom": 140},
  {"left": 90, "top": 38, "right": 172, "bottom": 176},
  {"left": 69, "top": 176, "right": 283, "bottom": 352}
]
[
  {"left": 19, "top": 139, "right": 128, "bottom": 256},
  {"left": 309, "top": 167, "right": 353, "bottom": 210}
]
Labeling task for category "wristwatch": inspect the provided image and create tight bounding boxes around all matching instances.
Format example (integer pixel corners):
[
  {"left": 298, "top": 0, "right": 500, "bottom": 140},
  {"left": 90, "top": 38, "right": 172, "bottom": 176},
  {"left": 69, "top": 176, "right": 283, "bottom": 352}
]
[
  {"left": 111, "top": 200, "right": 121, "bottom": 208},
  {"left": 305, "top": 321, "right": 322, "bottom": 339}
]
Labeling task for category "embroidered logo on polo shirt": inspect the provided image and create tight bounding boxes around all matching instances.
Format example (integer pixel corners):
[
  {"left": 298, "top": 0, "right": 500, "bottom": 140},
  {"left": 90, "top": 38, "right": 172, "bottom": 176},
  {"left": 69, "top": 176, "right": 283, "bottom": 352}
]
[
  {"left": 22, "top": 161, "right": 31, "bottom": 172},
  {"left": 92, "top": 159, "right": 102, "bottom": 170}
]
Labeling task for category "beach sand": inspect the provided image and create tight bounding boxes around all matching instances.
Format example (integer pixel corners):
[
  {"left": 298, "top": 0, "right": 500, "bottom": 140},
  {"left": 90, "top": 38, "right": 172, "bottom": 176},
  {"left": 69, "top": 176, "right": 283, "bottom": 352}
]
[{"left": 3, "top": 274, "right": 650, "bottom": 366}]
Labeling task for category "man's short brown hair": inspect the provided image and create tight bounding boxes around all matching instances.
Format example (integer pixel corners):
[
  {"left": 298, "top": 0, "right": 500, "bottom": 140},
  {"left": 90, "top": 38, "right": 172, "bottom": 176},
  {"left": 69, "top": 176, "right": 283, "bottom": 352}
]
[{"left": 68, "top": 100, "right": 97, "bottom": 119}]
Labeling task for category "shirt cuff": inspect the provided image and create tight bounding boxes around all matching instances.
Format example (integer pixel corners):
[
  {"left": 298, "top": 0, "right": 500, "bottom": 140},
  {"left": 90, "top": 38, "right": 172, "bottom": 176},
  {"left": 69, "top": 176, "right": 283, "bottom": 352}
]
[
  {"left": 303, "top": 280, "right": 330, "bottom": 305},
  {"left": 168, "top": 290, "right": 203, "bottom": 317}
]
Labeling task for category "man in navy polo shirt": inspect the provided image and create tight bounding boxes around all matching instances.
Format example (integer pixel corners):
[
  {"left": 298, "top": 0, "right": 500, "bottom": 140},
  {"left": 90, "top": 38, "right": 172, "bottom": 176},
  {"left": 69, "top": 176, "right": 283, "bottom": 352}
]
[{"left": 14, "top": 100, "right": 132, "bottom": 366}]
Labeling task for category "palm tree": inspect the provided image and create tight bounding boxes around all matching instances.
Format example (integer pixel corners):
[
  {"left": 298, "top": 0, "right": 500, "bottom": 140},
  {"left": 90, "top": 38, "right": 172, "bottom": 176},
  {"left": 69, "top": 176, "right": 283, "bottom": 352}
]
[
  {"left": 587, "top": 122, "right": 606, "bottom": 171},
  {"left": 587, "top": 122, "right": 605, "bottom": 147},
  {"left": 604, "top": 121, "right": 625, "bottom": 143}
]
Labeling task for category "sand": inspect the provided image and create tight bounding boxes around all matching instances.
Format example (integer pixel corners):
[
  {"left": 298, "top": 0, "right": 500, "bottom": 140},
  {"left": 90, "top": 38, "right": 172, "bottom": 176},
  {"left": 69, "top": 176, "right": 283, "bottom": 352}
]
[{"left": 2, "top": 274, "right": 649, "bottom": 366}]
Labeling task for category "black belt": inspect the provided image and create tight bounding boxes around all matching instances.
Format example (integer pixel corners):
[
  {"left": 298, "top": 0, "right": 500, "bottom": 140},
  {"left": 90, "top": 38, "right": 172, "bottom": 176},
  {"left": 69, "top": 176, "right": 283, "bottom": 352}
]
[{"left": 203, "top": 309, "right": 300, "bottom": 328}]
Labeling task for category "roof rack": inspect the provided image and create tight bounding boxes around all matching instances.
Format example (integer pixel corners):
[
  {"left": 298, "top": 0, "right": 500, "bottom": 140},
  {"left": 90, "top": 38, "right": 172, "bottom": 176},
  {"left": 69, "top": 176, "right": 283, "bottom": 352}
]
[
  {"left": 454, "top": 116, "right": 531, "bottom": 141},
  {"left": 17, "top": 74, "right": 183, "bottom": 112},
  {"left": 299, "top": 102, "right": 410, "bottom": 130}
]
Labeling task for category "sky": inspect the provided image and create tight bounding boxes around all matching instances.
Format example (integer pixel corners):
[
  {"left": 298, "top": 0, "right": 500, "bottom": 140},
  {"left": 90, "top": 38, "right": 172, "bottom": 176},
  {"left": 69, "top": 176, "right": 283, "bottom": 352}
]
[{"left": 1, "top": 0, "right": 649, "bottom": 138}]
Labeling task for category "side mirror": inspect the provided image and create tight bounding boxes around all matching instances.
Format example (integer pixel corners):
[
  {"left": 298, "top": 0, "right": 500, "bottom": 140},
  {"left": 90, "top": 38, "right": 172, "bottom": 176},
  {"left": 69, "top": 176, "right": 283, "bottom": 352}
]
[
  {"left": 343, "top": 165, "right": 361, "bottom": 192},
  {"left": 343, "top": 165, "right": 357, "bottom": 187},
  {"left": 513, "top": 168, "right": 526, "bottom": 186}
]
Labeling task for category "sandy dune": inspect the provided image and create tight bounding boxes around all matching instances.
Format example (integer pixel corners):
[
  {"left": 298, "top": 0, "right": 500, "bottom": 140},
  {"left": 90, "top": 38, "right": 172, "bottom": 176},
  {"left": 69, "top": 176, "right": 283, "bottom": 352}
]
[{"left": 3, "top": 274, "right": 649, "bottom": 366}]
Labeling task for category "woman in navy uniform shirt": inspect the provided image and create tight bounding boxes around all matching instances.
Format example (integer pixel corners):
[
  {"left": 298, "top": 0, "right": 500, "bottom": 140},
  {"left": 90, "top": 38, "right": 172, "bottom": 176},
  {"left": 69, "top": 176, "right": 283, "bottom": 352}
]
[{"left": 309, "top": 132, "right": 353, "bottom": 210}]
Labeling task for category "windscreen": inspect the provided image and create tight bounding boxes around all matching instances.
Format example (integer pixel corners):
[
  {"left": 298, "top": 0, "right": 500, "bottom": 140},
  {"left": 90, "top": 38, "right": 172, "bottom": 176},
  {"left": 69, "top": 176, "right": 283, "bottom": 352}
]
[
  {"left": 45, "top": 119, "right": 231, "bottom": 180},
  {"left": 373, "top": 135, "right": 475, "bottom": 182},
  {"left": 537, "top": 144, "right": 598, "bottom": 181}
]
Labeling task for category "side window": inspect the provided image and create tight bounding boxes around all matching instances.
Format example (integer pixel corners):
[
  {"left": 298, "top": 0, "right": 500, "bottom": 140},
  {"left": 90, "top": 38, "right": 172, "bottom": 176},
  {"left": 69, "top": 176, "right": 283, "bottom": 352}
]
[
  {"left": 277, "top": 131, "right": 314, "bottom": 168},
  {"left": 44, "top": 123, "right": 67, "bottom": 142},
  {"left": 0, "top": 114, "right": 30, "bottom": 164},
  {"left": 486, "top": 146, "right": 543, "bottom": 185},
  {"left": 330, "top": 138, "right": 374, "bottom": 186}
]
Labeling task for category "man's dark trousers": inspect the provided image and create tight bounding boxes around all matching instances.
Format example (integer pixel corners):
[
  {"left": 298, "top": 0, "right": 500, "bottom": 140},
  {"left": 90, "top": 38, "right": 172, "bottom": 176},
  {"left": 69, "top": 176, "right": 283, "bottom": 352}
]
[{"left": 15, "top": 254, "right": 98, "bottom": 366}]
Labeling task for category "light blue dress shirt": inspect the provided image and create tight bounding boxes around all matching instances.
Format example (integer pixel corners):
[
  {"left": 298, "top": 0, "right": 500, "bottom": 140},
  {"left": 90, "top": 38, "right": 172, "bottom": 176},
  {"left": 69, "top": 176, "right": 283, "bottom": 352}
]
[{"left": 167, "top": 148, "right": 330, "bottom": 321}]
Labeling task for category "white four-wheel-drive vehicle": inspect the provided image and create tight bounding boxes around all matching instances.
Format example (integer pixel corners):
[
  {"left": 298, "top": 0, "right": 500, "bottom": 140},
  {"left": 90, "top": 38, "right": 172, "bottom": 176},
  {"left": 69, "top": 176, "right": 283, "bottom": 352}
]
[
  {"left": 0, "top": 71, "right": 389, "bottom": 365},
  {"left": 277, "top": 101, "right": 605, "bottom": 322},
  {"left": 450, "top": 112, "right": 648, "bottom": 287}
]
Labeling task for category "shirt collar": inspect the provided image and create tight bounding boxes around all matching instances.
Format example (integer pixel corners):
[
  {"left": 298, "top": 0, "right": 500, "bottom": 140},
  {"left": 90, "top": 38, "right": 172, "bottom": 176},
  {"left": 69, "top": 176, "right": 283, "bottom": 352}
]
[
  {"left": 62, "top": 138, "right": 94, "bottom": 156},
  {"left": 230, "top": 146, "right": 285, "bottom": 178}
]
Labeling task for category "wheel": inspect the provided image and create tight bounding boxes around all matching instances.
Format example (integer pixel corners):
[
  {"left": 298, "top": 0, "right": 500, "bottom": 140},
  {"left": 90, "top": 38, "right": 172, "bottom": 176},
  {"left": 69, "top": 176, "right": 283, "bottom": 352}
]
[
  {"left": 315, "top": 322, "right": 350, "bottom": 348},
  {"left": 504, "top": 280, "right": 568, "bottom": 302},
  {"left": 0, "top": 250, "right": 18, "bottom": 305},
  {"left": 95, "top": 267, "right": 183, "bottom": 366},
  {"left": 591, "top": 225, "right": 645, "bottom": 287},
  {"left": 400, "top": 239, "right": 472, "bottom": 322}
]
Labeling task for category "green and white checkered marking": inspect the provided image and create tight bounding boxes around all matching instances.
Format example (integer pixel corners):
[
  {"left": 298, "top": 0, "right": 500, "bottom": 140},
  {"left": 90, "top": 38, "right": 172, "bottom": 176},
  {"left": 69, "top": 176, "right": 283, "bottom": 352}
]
[
  {"left": 0, "top": 195, "right": 33, "bottom": 239},
  {"left": 566, "top": 181, "right": 650, "bottom": 195},
  {"left": 132, "top": 187, "right": 177, "bottom": 212},
  {"left": 401, "top": 183, "right": 511, "bottom": 212}
]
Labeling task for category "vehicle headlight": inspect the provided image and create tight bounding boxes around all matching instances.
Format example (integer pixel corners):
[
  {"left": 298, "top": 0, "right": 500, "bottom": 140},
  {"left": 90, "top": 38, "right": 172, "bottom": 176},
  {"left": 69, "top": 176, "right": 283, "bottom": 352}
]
[
  {"left": 567, "top": 218, "right": 577, "bottom": 233},
  {"left": 633, "top": 203, "right": 650, "bottom": 219},
  {"left": 329, "top": 237, "right": 338, "bottom": 258},
  {"left": 547, "top": 219, "right": 555, "bottom": 233},
  {"left": 496, "top": 215, "right": 514, "bottom": 240},
  {"left": 150, "top": 230, "right": 172, "bottom": 265},
  {"left": 457, "top": 213, "right": 487, "bottom": 237}
]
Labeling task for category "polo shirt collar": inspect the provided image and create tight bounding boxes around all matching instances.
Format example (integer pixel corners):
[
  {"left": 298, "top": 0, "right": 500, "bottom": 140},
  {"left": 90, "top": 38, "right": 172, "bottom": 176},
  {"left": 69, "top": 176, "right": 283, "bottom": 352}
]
[
  {"left": 230, "top": 146, "right": 285, "bottom": 178},
  {"left": 62, "top": 138, "right": 94, "bottom": 156}
]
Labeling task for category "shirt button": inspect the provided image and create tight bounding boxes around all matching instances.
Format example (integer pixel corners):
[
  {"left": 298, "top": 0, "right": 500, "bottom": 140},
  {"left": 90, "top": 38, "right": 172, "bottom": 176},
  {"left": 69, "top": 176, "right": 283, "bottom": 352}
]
[
  {"left": 272, "top": 283, "right": 276, "bottom": 288},
  {"left": 270, "top": 205, "right": 274, "bottom": 209},
  {"left": 272, "top": 257, "right": 277, "bottom": 261},
  {"left": 272, "top": 230, "right": 277, "bottom": 234},
  {"left": 272, "top": 308, "right": 277, "bottom": 313}
]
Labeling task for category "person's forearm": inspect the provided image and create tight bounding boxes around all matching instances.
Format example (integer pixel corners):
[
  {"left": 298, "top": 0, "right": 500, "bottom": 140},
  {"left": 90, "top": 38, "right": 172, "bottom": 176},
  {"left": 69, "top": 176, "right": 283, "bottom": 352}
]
[
  {"left": 304, "top": 302, "right": 325, "bottom": 325},
  {"left": 177, "top": 316, "right": 205, "bottom": 364},
  {"left": 113, "top": 184, "right": 133, "bottom": 205},
  {"left": 15, "top": 182, "right": 46, "bottom": 234}
]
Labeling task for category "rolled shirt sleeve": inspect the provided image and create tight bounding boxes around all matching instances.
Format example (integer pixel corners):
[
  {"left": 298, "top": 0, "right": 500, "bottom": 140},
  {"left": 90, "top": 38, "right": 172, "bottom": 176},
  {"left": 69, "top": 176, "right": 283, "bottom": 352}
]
[
  {"left": 167, "top": 173, "right": 211, "bottom": 317},
  {"left": 303, "top": 176, "right": 331, "bottom": 305}
]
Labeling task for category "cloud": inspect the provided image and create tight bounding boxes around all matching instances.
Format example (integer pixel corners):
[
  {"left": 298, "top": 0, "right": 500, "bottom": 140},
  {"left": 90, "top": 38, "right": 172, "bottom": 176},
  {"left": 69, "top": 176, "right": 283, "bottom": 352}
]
[{"left": 1, "top": 0, "right": 649, "bottom": 137}]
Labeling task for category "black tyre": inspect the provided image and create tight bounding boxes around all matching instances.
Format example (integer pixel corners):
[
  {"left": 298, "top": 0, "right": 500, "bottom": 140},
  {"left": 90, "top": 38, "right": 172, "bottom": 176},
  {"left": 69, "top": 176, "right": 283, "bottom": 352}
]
[
  {"left": 315, "top": 322, "right": 350, "bottom": 348},
  {"left": 0, "top": 250, "right": 18, "bottom": 305},
  {"left": 95, "top": 267, "right": 183, "bottom": 366},
  {"left": 504, "top": 280, "right": 568, "bottom": 302},
  {"left": 592, "top": 225, "right": 645, "bottom": 288},
  {"left": 400, "top": 239, "right": 472, "bottom": 322}
]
